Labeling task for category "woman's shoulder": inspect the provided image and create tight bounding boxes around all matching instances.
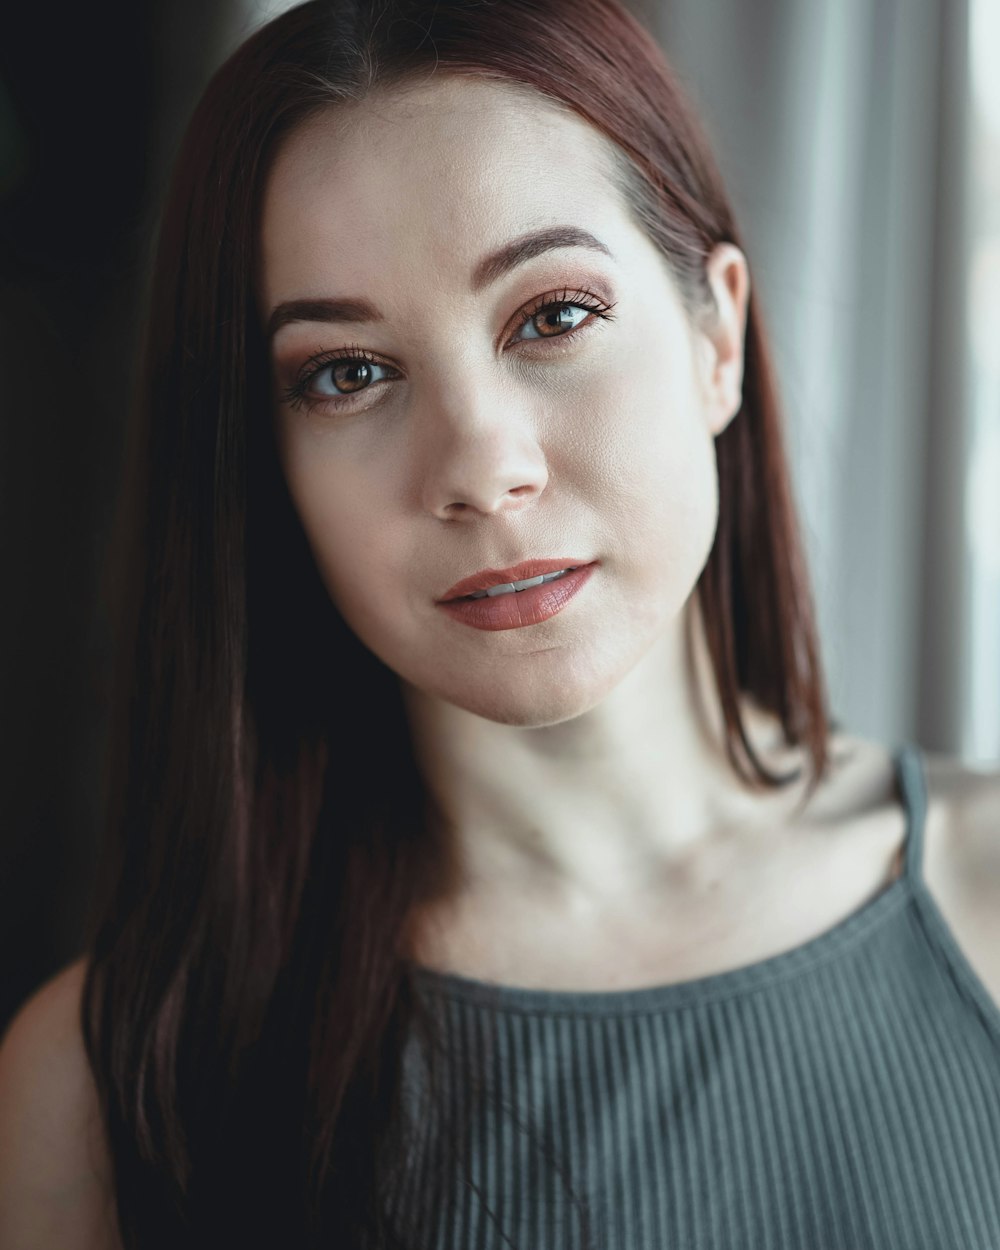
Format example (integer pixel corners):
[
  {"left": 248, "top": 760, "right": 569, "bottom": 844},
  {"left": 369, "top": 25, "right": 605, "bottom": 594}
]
[
  {"left": 919, "top": 746, "right": 1000, "bottom": 1007},
  {"left": 921, "top": 745, "right": 1000, "bottom": 883},
  {"left": 835, "top": 733, "right": 999, "bottom": 881},
  {"left": 0, "top": 956, "right": 122, "bottom": 1249}
]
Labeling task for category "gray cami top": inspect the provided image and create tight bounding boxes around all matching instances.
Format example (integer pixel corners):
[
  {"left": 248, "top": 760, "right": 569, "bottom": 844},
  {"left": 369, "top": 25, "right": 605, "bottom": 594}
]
[{"left": 385, "top": 742, "right": 1000, "bottom": 1249}]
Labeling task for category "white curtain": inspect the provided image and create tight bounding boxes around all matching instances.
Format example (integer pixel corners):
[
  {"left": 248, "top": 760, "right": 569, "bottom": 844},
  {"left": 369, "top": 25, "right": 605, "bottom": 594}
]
[{"left": 627, "top": 0, "right": 997, "bottom": 764}]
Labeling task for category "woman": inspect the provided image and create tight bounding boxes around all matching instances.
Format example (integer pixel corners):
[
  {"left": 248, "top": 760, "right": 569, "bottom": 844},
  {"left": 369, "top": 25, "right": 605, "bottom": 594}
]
[{"left": 1, "top": 0, "right": 998, "bottom": 1246}]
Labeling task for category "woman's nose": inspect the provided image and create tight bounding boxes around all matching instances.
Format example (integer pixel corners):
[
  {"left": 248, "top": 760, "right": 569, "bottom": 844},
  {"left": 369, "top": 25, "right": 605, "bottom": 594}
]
[{"left": 415, "top": 377, "right": 550, "bottom": 520}]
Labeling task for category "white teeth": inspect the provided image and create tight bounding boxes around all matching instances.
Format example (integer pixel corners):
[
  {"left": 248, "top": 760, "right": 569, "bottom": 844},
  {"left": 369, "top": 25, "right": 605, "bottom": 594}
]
[
  {"left": 486, "top": 573, "right": 546, "bottom": 597},
  {"left": 467, "top": 567, "right": 576, "bottom": 600}
]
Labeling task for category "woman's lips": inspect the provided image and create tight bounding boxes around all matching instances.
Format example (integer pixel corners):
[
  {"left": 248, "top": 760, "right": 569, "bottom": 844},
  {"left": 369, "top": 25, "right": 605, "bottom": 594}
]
[
  {"left": 435, "top": 563, "right": 596, "bottom": 631},
  {"left": 438, "top": 558, "right": 593, "bottom": 602}
]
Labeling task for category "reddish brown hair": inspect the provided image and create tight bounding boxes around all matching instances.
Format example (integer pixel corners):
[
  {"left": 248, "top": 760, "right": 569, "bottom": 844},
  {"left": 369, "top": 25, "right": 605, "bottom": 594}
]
[{"left": 82, "top": 1, "right": 833, "bottom": 1245}]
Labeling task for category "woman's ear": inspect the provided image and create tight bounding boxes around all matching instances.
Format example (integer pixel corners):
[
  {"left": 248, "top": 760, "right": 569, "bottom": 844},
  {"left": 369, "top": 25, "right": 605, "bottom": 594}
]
[{"left": 692, "top": 243, "right": 751, "bottom": 437}]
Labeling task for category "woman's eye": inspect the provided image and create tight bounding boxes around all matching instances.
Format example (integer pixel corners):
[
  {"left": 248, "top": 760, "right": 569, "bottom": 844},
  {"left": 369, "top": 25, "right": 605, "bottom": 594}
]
[
  {"left": 309, "top": 357, "right": 392, "bottom": 397},
  {"left": 282, "top": 350, "right": 395, "bottom": 411},
  {"left": 513, "top": 302, "right": 596, "bottom": 342}
]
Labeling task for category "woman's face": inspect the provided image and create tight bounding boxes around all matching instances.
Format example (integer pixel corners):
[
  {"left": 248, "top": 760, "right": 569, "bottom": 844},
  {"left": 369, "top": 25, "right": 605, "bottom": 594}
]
[{"left": 259, "top": 74, "right": 747, "bottom": 726}]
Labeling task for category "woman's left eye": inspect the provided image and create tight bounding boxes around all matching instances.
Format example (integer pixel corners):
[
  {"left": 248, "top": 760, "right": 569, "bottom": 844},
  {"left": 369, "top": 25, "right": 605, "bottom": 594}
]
[
  {"left": 510, "top": 290, "right": 616, "bottom": 345},
  {"left": 514, "top": 302, "right": 592, "bottom": 341}
]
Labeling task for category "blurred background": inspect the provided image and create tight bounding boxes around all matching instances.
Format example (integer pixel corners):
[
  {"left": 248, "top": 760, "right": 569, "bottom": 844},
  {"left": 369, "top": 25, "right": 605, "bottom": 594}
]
[{"left": 1, "top": 0, "right": 997, "bottom": 1030}]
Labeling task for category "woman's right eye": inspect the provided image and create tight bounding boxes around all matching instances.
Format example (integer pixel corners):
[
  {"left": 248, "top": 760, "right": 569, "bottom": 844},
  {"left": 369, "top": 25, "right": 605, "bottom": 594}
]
[
  {"left": 311, "top": 357, "right": 393, "bottom": 397},
  {"left": 283, "top": 348, "right": 397, "bottom": 412}
]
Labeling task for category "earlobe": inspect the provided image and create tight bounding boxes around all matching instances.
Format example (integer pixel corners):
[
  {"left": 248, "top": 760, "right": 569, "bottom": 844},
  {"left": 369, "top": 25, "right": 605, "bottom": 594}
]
[{"left": 700, "top": 243, "right": 751, "bottom": 436}]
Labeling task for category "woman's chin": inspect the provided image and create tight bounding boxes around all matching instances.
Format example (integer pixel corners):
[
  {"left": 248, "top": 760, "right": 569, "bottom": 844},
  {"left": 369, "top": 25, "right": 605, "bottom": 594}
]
[{"left": 409, "top": 656, "right": 628, "bottom": 728}]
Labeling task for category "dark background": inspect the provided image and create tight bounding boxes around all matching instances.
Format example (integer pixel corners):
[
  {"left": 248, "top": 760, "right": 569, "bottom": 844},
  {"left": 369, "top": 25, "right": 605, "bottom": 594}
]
[
  {"left": 2, "top": 0, "right": 686, "bottom": 1033},
  {"left": 0, "top": 1, "right": 242, "bottom": 1030}
]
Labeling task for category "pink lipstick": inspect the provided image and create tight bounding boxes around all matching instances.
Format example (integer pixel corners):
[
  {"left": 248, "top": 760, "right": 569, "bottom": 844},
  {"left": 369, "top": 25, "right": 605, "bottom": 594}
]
[{"left": 436, "top": 561, "right": 597, "bottom": 631}]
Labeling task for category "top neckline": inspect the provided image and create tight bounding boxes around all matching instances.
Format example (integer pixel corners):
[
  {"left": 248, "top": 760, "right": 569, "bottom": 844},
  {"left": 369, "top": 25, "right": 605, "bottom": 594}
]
[{"left": 405, "top": 742, "right": 924, "bottom": 1017}]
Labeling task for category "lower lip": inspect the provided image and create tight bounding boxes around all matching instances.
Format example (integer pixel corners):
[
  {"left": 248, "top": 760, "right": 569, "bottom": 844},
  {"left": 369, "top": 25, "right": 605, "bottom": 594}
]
[{"left": 437, "top": 564, "right": 596, "bottom": 631}]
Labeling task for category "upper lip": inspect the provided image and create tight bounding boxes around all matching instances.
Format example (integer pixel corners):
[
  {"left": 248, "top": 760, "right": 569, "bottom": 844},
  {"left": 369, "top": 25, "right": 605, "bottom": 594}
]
[{"left": 437, "top": 559, "right": 594, "bottom": 602}]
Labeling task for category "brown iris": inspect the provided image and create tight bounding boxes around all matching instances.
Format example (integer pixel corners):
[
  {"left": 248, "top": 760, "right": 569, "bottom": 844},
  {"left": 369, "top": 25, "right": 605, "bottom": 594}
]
[
  {"left": 534, "top": 305, "right": 580, "bottom": 336},
  {"left": 331, "top": 361, "right": 373, "bottom": 392}
]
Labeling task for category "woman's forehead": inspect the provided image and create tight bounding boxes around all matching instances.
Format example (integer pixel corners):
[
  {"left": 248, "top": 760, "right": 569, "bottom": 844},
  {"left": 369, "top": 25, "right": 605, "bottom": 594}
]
[
  {"left": 276, "top": 72, "right": 607, "bottom": 166},
  {"left": 257, "top": 75, "right": 623, "bottom": 283}
]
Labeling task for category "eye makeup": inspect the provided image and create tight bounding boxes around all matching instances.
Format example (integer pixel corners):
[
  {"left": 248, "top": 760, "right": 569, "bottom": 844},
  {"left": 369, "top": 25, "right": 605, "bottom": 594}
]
[{"left": 277, "top": 283, "right": 619, "bottom": 417}]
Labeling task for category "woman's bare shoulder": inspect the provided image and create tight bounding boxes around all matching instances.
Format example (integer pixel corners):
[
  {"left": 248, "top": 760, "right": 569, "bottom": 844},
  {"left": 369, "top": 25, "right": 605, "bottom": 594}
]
[
  {"left": 919, "top": 748, "right": 1000, "bottom": 1008},
  {"left": 0, "top": 956, "right": 123, "bottom": 1249},
  {"left": 921, "top": 747, "right": 1000, "bottom": 879}
]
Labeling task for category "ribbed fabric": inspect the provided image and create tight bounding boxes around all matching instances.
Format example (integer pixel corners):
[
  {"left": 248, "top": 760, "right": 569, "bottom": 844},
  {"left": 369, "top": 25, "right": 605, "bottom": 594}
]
[{"left": 389, "top": 743, "right": 1000, "bottom": 1249}]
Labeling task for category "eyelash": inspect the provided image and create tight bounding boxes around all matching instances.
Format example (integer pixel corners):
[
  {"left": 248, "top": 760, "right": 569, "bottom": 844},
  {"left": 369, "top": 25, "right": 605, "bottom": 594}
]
[{"left": 280, "top": 287, "right": 618, "bottom": 415}]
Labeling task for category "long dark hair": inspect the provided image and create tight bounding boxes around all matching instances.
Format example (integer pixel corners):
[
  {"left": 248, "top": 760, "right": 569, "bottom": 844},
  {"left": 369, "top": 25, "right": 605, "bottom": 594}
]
[{"left": 81, "top": 1, "right": 833, "bottom": 1245}]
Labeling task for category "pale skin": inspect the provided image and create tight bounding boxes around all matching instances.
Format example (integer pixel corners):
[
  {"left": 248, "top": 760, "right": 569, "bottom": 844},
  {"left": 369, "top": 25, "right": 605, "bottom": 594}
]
[
  {"left": 261, "top": 74, "right": 786, "bottom": 925},
  {"left": 257, "top": 74, "right": 1000, "bottom": 985},
  {"left": 1, "top": 71, "right": 998, "bottom": 1248}
]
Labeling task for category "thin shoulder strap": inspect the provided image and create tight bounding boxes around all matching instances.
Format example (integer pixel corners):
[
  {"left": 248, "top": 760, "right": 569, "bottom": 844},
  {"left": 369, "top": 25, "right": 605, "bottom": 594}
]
[{"left": 894, "top": 741, "right": 929, "bottom": 886}]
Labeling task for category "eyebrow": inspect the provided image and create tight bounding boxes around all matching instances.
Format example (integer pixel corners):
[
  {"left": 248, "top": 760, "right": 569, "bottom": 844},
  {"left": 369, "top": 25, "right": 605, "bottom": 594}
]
[
  {"left": 265, "top": 225, "right": 615, "bottom": 342},
  {"left": 471, "top": 225, "right": 614, "bottom": 292}
]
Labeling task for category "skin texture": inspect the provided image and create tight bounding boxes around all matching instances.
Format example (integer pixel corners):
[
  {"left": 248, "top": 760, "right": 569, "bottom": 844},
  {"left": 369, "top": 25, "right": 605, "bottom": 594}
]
[{"left": 260, "top": 73, "right": 880, "bottom": 946}]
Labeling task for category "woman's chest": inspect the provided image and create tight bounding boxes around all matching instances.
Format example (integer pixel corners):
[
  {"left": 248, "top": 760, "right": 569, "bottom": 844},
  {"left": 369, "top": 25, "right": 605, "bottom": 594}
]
[{"left": 409, "top": 807, "right": 909, "bottom": 992}]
